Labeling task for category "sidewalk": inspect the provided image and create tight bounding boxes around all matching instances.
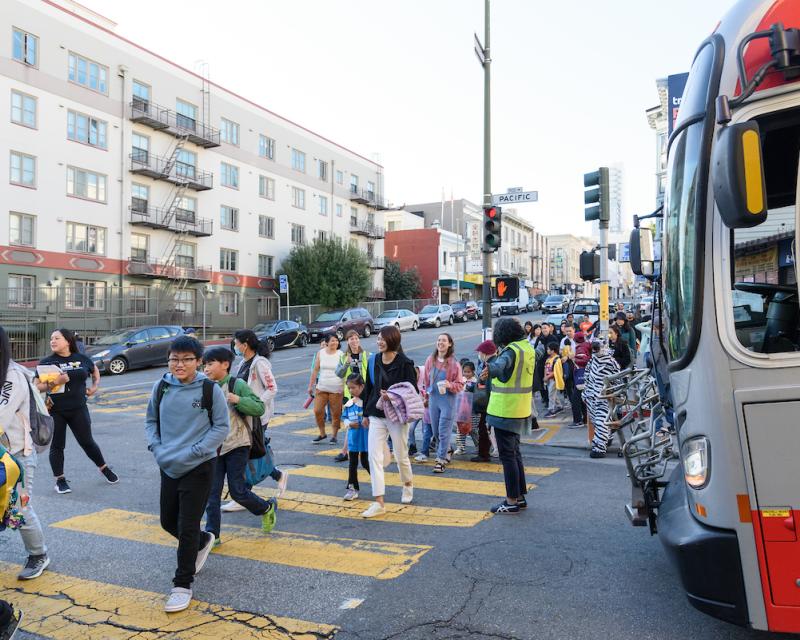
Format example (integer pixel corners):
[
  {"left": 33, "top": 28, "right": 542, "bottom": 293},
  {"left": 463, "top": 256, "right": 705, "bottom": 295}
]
[{"left": 521, "top": 402, "right": 623, "bottom": 455}]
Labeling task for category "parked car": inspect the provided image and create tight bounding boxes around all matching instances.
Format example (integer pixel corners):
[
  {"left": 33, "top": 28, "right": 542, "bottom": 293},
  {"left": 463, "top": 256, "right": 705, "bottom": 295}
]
[
  {"left": 451, "top": 301, "right": 479, "bottom": 322},
  {"left": 477, "top": 300, "right": 502, "bottom": 318},
  {"left": 534, "top": 293, "right": 548, "bottom": 309},
  {"left": 307, "top": 307, "right": 374, "bottom": 342},
  {"left": 527, "top": 298, "right": 540, "bottom": 312},
  {"left": 252, "top": 320, "right": 309, "bottom": 351},
  {"left": 86, "top": 325, "right": 185, "bottom": 375},
  {"left": 542, "top": 294, "right": 569, "bottom": 313},
  {"left": 418, "top": 304, "right": 454, "bottom": 328},
  {"left": 374, "top": 309, "right": 419, "bottom": 332},
  {"left": 570, "top": 298, "right": 600, "bottom": 324}
]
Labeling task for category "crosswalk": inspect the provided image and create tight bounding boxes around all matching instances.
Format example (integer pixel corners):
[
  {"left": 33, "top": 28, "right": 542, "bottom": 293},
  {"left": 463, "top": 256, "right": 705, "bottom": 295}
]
[{"left": 5, "top": 387, "right": 561, "bottom": 638}]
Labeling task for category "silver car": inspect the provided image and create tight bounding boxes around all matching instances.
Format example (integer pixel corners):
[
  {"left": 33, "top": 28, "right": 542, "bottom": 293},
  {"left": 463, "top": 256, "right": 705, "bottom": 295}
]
[
  {"left": 418, "top": 304, "right": 455, "bottom": 328},
  {"left": 374, "top": 309, "right": 419, "bottom": 332}
]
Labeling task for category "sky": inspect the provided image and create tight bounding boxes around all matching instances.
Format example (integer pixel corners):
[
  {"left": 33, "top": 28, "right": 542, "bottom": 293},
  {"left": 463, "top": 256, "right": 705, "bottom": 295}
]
[{"left": 87, "top": 0, "right": 735, "bottom": 237}]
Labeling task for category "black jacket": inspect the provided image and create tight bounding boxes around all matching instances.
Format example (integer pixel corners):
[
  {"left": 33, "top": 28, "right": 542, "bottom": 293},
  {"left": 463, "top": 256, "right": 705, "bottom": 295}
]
[
  {"left": 362, "top": 351, "right": 418, "bottom": 419},
  {"left": 611, "top": 339, "right": 632, "bottom": 370}
]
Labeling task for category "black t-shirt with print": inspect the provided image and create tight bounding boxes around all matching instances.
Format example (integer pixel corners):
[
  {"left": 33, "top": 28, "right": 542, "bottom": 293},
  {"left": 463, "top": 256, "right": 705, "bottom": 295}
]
[{"left": 38, "top": 353, "right": 95, "bottom": 411}]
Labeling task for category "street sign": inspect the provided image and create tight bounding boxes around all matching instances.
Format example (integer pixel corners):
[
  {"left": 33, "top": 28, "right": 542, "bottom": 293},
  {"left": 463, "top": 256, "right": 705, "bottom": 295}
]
[
  {"left": 279, "top": 274, "right": 289, "bottom": 294},
  {"left": 618, "top": 242, "right": 631, "bottom": 263},
  {"left": 492, "top": 191, "right": 538, "bottom": 205},
  {"left": 508, "top": 187, "right": 523, "bottom": 193}
]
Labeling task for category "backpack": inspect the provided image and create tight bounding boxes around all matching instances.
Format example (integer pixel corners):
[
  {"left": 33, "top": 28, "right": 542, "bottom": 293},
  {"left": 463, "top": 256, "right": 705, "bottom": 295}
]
[
  {"left": 154, "top": 378, "right": 215, "bottom": 439},
  {"left": 244, "top": 440, "right": 274, "bottom": 487},
  {"left": 227, "top": 377, "right": 266, "bottom": 459},
  {"left": 0, "top": 443, "right": 23, "bottom": 531},
  {"left": 27, "top": 380, "right": 54, "bottom": 449}
]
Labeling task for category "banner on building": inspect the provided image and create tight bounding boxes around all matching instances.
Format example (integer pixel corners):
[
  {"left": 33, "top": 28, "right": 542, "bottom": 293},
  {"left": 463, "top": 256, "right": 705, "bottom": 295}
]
[{"left": 667, "top": 72, "right": 689, "bottom": 136}]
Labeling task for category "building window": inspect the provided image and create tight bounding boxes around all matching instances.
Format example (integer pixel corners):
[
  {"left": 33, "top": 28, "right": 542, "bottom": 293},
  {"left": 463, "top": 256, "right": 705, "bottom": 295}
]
[
  {"left": 132, "top": 80, "right": 150, "bottom": 110},
  {"left": 10, "top": 151, "right": 35, "bottom": 188},
  {"left": 11, "top": 91, "right": 36, "bottom": 128},
  {"left": 175, "top": 99, "right": 197, "bottom": 132},
  {"left": 350, "top": 207, "right": 358, "bottom": 226},
  {"left": 175, "top": 196, "right": 196, "bottom": 223},
  {"left": 220, "top": 118, "right": 240, "bottom": 145},
  {"left": 317, "top": 159, "right": 328, "bottom": 181},
  {"left": 292, "top": 187, "right": 306, "bottom": 209},
  {"left": 175, "top": 149, "right": 197, "bottom": 179},
  {"left": 336, "top": 169, "right": 344, "bottom": 185},
  {"left": 367, "top": 181, "right": 376, "bottom": 198},
  {"left": 291, "top": 224, "right": 305, "bottom": 245},
  {"left": 131, "top": 133, "right": 149, "bottom": 163},
  {"left": 259, "top": 175, "right": 275, "bottom": 200},
  {"left": 220, "top": 248, "right": 238, "bottom": 272},
  {"left": 173, "top": 289, "right": 195, "bottom": 315},
  {"left": 336, "top": 203, "right": 343, "bottom": 217},
  {"left": 129, "top": 284, "right": 149, "bottom": 314},
  {"left": 12, "top": 28, "right": 37, "bottom": 66},
  {"left": 350, "top": 174, "right": 359, "bottom": 194},
  {"left": 65, "top": 279, "right": 106, "bottom": 310},
  {"left": 318, "top": 230, "right": 328, "bottom": 242},
  {"left": 220, "top": 162, "right": 239, "bottom": 189},
  {"left": 131, "top": 183, "right": 149, "bottom": 213},
  {"left": 68, "top": 110, "right": 107, "bottom": 149},
  {"left": 175, "top": 242, "right": 196, "bottom": 268},
  {"left": 258, "top": 215, "right": 274, "bottom": 239},
  {"left": 68, "top": 52, "right": 108, "bottom": 94},
  {"left": 130, "top": 233, "right": 148, "bottom": 262},
  {"left": 258, "top": 254, "right": 274, "bottom": 277},
  {"left": 291, "top": 148, "right": 306, "bottom": 173},
  {"left": 67, "top": 166, "right": 106, "bottom": 202},
  {"left": 319, "top": 195, "right": 328, "bottom": 216},
  {"left": 220, "top": 205, "right": 239, "bottom": 231},
  {"left": 9, "top": 212, "right": 35, "bottom": 247},
  {"left": 8, "top": 274, "right": 35, "bottom": 308},
  {"left": 219, "top": 291, "right": 238, "bottom": 315},
  {"left": 258, "top": 134, "right": 275, "bottom": 159},
  {"left": 66, "top": 222, "right": 106, "bottom": 255}
]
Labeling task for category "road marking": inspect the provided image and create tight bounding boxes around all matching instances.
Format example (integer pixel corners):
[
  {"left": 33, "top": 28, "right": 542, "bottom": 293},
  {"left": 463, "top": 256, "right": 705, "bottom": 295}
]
[
  {"left": 315, "top": 449, "right": 559, "bottom": 476},
  {"left": 525, "top": 424, "right": 562, "bottom": 445},
  {"left": 0, "top": 560, "right": 337, "bottom": 639},
  {"left": 268, "top": 411, "right": 313, "bottom": 428},
  {"left": 53, "top": 509, "right": 430, "bottom": 580},
  {"left": 294, "top": 426, "right": 330, "bottom": 436},
  {"left": 253, "top": 489, "right": 491, "bottom": 527},
  {"left": 340, "top": 598, "right": 364, "bottom": 610},
  {"left": 275, "top": 368, "right": 315, "bottom": 380},
  {"left": 290, "top": 464, "right": 534, "bottom": 496}
]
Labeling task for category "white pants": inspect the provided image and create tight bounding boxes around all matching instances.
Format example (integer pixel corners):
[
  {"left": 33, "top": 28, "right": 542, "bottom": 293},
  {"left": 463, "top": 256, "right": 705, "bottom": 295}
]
[{"left": 368, "top": 416, "right": 413, "bottom": 498}]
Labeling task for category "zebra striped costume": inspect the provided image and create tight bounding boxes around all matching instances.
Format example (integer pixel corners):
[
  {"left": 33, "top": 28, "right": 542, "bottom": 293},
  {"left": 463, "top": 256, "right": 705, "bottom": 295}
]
[{"left": 583, "top": 348, "right": 620, "bottom": 453}]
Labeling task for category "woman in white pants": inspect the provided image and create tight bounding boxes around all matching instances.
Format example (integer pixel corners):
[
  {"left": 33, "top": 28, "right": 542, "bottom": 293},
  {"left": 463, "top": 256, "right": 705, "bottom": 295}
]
[{"left": 360, "top": 325, "right": 417, "bottom": 518}]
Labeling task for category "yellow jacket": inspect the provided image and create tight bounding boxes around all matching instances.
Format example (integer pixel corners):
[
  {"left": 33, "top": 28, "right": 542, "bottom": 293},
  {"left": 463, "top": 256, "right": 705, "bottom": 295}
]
[{"left": 546, "top": 354, "right": 565, "bottom": 391}]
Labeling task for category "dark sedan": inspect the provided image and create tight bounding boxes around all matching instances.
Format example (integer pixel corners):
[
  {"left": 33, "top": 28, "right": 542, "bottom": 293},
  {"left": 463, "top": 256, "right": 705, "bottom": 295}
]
[
  {"left": 85, "top": 325, "right": 184, "bottom": 375},
  {"left": 451, "top": 301, "right": 479, "bottom": 322},
  {"left": 252, "top": 320, "right": 309, "bottom": 351}
]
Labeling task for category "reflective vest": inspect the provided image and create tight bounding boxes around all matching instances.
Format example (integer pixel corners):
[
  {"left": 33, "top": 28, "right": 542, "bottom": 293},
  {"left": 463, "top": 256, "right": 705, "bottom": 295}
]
[{"left": 487, "top": 339, "right": 535, "bottom": 419}]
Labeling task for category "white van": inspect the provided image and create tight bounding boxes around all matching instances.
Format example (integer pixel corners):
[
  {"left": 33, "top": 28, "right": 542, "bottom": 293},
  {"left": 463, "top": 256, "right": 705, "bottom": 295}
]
[{"left": 498, "top": 288, "right": 530, "bottom": 315}]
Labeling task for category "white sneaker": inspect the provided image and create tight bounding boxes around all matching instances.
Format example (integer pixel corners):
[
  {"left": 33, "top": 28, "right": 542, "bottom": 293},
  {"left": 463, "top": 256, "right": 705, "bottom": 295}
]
[
  {"left": 194, "top": 532, "right": 215, "bottom": 575},
  {"left": 453, "top": 447, "right": 465, "bottom": 456},
  {"left": 221, "top": 500, "right": 246, "bottom": 512},
  {"left": 361, "top": 502, "right": 386, "bottom": 518},
  {"left": 414, "top": 453, "right": 428, "bottom": 462},
  {"left": 164, "top": 587, "right": 192, "bottom": 613},
  {"left": 401, "top": 485, "right": 414, "bottom": 504},
  {"left": 276, "top": 470, "right": 289, "bottom": 498},
  {"left": 343, "top": 486, "right": 359, "bottom": 501},
  {"left": 489, "top": 448, "right": 499, "bottom": 458}
]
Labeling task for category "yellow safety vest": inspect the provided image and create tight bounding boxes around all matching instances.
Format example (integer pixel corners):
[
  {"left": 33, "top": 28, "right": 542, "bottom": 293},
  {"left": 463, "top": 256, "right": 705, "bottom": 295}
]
[{"left": 487, "top": 339, "right": 535, "bottom": 419}]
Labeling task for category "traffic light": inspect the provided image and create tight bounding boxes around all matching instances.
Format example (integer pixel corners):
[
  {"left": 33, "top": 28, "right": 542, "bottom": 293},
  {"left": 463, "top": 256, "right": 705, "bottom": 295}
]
[
  {"left": 584, "top": 167, "right": 610, "bottom": 223},
  {"left": 494, "top": 276, "right": 519, "bottom": 301},
  {"left": 483, "top": 206, "right": 502, "bottom": 252},
  {"left": 580, "top": 250, "right": 600, "bottom": 281}
]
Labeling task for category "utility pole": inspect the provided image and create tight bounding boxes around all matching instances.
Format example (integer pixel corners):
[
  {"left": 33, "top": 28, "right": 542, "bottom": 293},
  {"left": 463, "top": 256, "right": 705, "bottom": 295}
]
[{"left": 476, "top": 0, "right": 492, "bottom": 334}]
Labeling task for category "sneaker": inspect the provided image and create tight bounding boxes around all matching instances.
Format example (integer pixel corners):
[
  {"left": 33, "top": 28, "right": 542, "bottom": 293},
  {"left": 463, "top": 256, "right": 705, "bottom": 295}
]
[
  {"left": 531, "top": 418, "right": 541, "bottom": 431},
  {"left": 333, "top": 452, "right": 348, "bottom": 463},
  {"left": 589, "top": 449, "right": 606, "bottom": 459},
  {"left": 489, "top": 448, "right": 499, "bottom": 458},
  {"left": 194, "top": 531, "right": 215, "bottom": 575},
  {"left": 470, "top": 456, "right": 490, "bottom": 463},
  {"left": 491, "top": 500, "right": 520, "bottom": 514},
  {"left": 543, "top": 410, "right": 556, "bottom": 418},
  {"left": 329, "top": 437, "right": 338, "bottom": 445},
  {"left": 554, "top": 407, "right": 565, "bottom": 415},
  {"left": 343, "top": 486, "right": 359, "bottom": 501},
  {"left": 414, "top": 453, "right": 428, "bottom": 462},
  {"left": 401, "top": 485, "right": 414, "bottom": 504},
  {"left": 17, "top": 554, "right": 50, "bottom": 580},
  {"left": 408, "top": 444, "right": 418, "bottom": 456},
  {"left": 100, "top": 466, "right": 119, "bottom": 484},
  {"left": 213, "top": 537, "right": 222, "bottom": 547},
  {"left": 164, "top": 587, "right": 192, "bottom": 613},
  {"left": 54, "top": 477, "right": 71, "bottom": 494},
  {"left": 517, "top": 497, "right": 528, "bottom": 510},
  {"left": 567, "top": 422, "right": 585, "bottom": 428},
  {"left": 311, "top": 435, "right": 327, "bottom": 444},
  {"left": 261, "top": 498, "right": 277, "bottom": 533},
  {"left": 432, "top": 461, "right": 445, "bottom": 474},
  {"left": 221, "top": 500, "right": 246, "bottom": 512},
  {"left": 276, "top": 470, "right": 289, "bottom": 498},
  {"left": 361, "top": 502, "right": 386, "bottom": 518},
  {"left": 453, "top": 447, "right": 465, "bottom": 456},
  {"left": 0, "top": 605, "right": 23, "bottom": 638}
]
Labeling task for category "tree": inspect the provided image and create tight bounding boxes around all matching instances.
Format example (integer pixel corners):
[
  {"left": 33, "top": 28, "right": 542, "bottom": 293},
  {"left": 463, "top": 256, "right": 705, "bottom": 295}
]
[
  {"left": 277, "top": 237, "right": 370, "bottom": 307},
  {"left": 384, "top": 259, "right": 423, "bottom": 301}
]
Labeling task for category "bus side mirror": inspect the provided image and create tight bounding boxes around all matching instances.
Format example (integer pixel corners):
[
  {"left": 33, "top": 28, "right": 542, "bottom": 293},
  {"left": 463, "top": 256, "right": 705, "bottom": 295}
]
[
  {"left": 712, "top": 121, "right": 768, "bottom": 228},
  {"left": 630, "top": 228, "right": 655, "bottom": 277}
]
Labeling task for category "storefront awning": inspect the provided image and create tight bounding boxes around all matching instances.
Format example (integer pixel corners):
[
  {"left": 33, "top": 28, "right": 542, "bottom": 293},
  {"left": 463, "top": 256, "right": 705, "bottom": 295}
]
[{"left": 438, "top": 279, "right": 477, "bottom": 289}]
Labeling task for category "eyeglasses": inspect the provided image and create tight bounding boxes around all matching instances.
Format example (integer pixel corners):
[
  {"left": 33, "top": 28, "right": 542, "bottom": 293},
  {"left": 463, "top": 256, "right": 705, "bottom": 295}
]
[{"left": 168, "top": 357, "right": 197, "bottom": 365}]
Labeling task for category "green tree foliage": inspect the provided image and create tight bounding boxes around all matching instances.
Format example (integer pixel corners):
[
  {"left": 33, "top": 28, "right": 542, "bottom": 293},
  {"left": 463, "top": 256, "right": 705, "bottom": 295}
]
[
  {"left": 277, "top": 237, "right": 370, "bottom": 307},
  {"left": 384, "top": 259, "right": 423, "bottom": 300}
]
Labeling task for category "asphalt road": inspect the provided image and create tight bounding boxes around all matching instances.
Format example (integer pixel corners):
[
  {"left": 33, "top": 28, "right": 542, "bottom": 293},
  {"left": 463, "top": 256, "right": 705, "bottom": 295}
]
[{"left": 0, "top": 311, "right": 789, "bottom": 639}]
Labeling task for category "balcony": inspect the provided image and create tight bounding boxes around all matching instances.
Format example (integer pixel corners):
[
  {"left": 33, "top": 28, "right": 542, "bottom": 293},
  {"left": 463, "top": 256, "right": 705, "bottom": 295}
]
[
  {"left": 129, "top": 100, "right": 221, "bottom": 148},
  {"left": 127, "top": 257, "right": 212, "bottom": 282},
  {"left": 129, "top": 205, "right": 213, "bottom": 237},
  {"left": 129, "top": 152, "right": 213, "bottom": 191},
  {"left": 368, "top": 256, "right": 385, "bottom": 270},
  {"left": 348, "top": 186, "right": 388, "bottom": 209},
  {"left": 367, "top": 223, "right": 385, "bottom": 239},
  {"left": 349, "top": 218, "right": 370, "bottom": 236}
]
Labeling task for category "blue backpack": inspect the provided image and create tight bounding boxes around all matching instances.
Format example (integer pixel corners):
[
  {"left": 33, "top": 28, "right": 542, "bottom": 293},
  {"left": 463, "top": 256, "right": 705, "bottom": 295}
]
[{"left": 245, "top": 435, "right": 275, "bottom": 487}]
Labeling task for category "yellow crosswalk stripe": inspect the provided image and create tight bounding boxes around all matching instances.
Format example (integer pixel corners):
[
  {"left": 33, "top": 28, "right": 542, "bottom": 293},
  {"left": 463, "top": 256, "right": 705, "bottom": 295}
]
[
  {"left": 289, "top": 464, "right": 534, "bottom": 497},
  {"left": 0, "top": 560, "right": 337, "bottom": 639},
  {"left": 53, "top": 508, "right": 431, "bottom": 580},
  {"left": 254, "top": 488, "right": 491, "bottom": 527},
  {"left": 294, "top": 426, "right": 329, "bottom": 436},
  {"left": 315, "top": 449, "right": 559, "bottom": 476},
  {"left": 268, "top": 411, "right": 313, "bottom": 428}
]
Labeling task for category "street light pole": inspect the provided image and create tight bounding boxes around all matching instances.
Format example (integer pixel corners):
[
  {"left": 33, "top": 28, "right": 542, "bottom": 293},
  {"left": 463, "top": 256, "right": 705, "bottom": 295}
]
[{"left": 478, "top": 0, "right": 492, "bottom": 334}]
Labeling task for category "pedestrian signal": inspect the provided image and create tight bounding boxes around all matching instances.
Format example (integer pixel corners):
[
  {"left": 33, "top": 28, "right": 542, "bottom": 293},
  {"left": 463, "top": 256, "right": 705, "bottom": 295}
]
[
  {"left": 579, "top": 251, "right": 600, "bottom": 281},
  {"left": 495, "top": 276, "right": 518, "bottom": 301}
]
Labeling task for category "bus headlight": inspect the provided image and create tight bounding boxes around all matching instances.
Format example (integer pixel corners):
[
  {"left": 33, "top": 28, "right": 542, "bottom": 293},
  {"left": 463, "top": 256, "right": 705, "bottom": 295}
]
[{"left": 682, "top": 436, "right": 710, "bottom": 489}]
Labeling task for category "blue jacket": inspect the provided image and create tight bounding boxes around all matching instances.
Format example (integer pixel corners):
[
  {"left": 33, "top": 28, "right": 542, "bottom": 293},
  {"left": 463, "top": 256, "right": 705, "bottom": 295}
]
[{"left": 144, "top": 372, "right": 230, "bottom": 479}]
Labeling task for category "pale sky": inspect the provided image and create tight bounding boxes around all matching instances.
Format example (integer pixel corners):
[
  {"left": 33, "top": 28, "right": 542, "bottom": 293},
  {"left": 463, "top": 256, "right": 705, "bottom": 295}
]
[{"left": 88, "top": 0, "right": 735, "bottom": 237}]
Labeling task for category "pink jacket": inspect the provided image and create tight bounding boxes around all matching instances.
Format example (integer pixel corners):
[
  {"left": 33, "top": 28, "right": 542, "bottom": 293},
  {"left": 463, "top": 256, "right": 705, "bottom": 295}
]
[
  {"left": 422, "top": 355, "right": 465, "bottom": 396},
  {"left": 377, "top": 382, "right": 425, "bottom": 423}
]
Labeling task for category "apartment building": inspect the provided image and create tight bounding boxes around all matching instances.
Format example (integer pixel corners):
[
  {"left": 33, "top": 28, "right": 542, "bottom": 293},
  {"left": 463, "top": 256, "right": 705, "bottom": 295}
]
[
  {"left": 547, "top": 234, "right": 597, "bottom": 298},
  {"left": 1, "top": 0, "right": 386, "bottom": 345}
]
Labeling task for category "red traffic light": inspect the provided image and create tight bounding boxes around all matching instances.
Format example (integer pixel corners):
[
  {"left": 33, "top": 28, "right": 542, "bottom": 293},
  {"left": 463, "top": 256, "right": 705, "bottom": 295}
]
[{"left": 487, "top": 207, "right": 497, "bottom": 218}]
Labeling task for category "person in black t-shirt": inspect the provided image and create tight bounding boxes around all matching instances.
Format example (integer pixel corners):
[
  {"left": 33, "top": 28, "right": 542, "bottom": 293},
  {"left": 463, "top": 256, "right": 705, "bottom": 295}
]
[{"left": 35, "top": 328, "right": 117, "bottom": 494}]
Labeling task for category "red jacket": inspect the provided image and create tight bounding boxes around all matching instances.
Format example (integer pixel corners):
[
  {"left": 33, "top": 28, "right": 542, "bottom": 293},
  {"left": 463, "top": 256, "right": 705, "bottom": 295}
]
[{"left": 574, "top": 334, "right": 592, "bottom": 369}]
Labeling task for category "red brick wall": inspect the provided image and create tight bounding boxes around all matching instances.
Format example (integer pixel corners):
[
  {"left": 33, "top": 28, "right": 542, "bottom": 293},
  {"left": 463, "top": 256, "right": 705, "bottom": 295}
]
[{"left": 384, "top": 229, "right": 440, "bottom": 298}]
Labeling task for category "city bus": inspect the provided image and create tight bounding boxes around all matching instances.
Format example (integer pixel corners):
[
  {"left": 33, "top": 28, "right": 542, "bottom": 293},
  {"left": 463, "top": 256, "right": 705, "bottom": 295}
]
[{"left": 630, "top": 0, "right": 800, "bottom": 633}]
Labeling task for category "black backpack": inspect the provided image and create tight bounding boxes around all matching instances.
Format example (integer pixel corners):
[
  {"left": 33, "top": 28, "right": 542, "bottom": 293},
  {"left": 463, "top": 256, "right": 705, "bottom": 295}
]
[
  {"left": 227, "top": 377, "right": 267, "bottom": 460},
  {"left": 154, "top": 378, "right": 215, "bottom": 439}
]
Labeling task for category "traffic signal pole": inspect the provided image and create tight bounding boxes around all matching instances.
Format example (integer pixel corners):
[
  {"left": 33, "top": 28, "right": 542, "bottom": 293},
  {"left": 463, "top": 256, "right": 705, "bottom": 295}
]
[
  {"left": 480, "top": 0, "right": 492, "bottom": 333},
  {"left": 599, "top": 218, "right": 609, "bottom": 340}
]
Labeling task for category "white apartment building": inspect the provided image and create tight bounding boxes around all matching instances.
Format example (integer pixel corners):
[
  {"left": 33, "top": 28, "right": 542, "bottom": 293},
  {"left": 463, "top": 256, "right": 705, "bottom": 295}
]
[
  {"left": 498, "top": 208, "right": 533, "bottom": 282},
  {"left": 1, "top": 0, "right": 385, "bottom": 343},
  {"left": 547, "top": 234, "right": 597, "bottom": 298}
]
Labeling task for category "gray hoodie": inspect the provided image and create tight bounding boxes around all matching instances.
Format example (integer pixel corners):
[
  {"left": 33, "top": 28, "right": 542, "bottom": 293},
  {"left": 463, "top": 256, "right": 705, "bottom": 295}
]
[{"left": 144, "top": 372, "right": 229, "bottom": 479}]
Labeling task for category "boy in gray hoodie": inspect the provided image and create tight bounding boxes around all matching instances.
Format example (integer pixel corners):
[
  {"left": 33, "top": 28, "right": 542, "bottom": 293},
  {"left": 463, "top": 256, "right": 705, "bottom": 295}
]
[{"left": 144, "top": 336, "right": 229, "bottom": 613}]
